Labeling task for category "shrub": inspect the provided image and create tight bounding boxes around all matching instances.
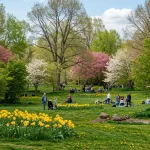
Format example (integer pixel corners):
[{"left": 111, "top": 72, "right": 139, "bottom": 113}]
[
  {"left": 134, "top": 108, "right": 150, "bottom": 118},
  {"left": 5, "top": 61, "right": 28, "bottom": 103}
]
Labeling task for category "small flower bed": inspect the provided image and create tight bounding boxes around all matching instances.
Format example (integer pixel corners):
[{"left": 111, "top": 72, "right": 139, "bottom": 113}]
[
  {"left": 0, "top": 109, "right": 75, "bottom": 140},
  {"left": 58, "top": 103, "right": 103, "bottom": 110}
]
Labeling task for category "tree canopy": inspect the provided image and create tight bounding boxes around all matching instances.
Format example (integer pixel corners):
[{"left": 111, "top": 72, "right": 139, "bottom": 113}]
[
  {"left": 133, "top": 37, "right": 150, "bottom": 90},
  {"left": 91, "top": 30, "right": 122, "bottom": 55}
]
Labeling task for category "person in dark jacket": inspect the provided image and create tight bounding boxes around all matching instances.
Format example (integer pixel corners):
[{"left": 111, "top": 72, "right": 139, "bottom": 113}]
[
  {"left": 41, "top": 93, "right": 47, "bottom": 110},
  {"left": 126, "top": 92, "right": 131, "bottom": 107}
]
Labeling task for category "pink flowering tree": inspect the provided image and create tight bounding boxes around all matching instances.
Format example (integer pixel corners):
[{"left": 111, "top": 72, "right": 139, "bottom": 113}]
[
  {"left": 70, "top": 51, "right": 109, "bottom": 84},
  {"left": 0, "top": 46, "right": 13, "bottom": 63}
]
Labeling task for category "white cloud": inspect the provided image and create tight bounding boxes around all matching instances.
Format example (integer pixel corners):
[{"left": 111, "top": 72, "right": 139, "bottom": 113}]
[{"left": 93, "top": 8, "right": 132, "bottom": 37}]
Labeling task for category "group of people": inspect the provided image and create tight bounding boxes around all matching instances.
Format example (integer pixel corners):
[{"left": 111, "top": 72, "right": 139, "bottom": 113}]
[
  {"left": 60, "top": 82, "right": 66, "bottom": 90},
  {"left": 103, "top": 92, "right": 132, "bottom": 107},
  {"left": 70, "top": 87, "right": 79, "bottom": 93},
  {"left": 82, "top": 85, "right": 96, "bottom": 93},
  {"left": 41, "top": 93, "right": 58, "bottom": 110},
  {"left": 41, "top": 93, "right": 73, "bottom": 110},
  {"left": 115, "top": 93, "right": 132, "bottom": 107}
]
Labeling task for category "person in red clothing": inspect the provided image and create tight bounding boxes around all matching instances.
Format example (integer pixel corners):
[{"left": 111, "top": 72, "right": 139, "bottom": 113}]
[{"left": 65, "top": 94, "right": 72, "bottom": 103}]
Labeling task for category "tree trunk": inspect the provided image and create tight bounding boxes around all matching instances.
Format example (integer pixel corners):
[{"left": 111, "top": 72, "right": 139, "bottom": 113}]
[
  {"left": 34, "top": 85, "right": 38, "bottom": 96},
  {"left": 52, "top": 82, "right": 55, "bottom": 92},
  {"left": 64, "top": 69, "right": 67, "bottom": 85},
  {"left": 56, "top": 68, "right": 61, "bottom": 91},
  {"left": 129, "top": 80, "right": 134, "bottom": 89}
]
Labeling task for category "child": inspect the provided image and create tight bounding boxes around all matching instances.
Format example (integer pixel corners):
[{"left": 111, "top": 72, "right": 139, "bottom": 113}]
[
  {"left": 120, "top": 97, "right": 125, "bottom": 106},
  {"left": 54, "top": 98, "right": 58, "bottom": 109}
]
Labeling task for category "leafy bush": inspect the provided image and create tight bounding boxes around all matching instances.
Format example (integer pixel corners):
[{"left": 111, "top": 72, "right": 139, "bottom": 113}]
[
  {"left": 145, "top": 108, "right": 150, "bottom": 111},
  {"left": 134, "top": 108, "right": 150, "bottom": 118},
  {"left": 0, "top": 109, "right": 75, "bottom": 140},
  {"left": 5, "top": 61, "right": 28, "bottom": 103}
]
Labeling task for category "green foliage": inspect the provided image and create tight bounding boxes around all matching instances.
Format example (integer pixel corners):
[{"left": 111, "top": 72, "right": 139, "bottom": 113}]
[
  {"left": 133, "top": 38, "right": 150, "bottom": 90},
  {"left": 91, "top": 30, "right": 122, "bottom": 55},
  {"left": 0, "top": 3, "right": 5, "bottom": 34},
  {"left": 0, "top": 62, "right": 11, "bottom": 96},
  {"left": 133, "top": 107, "right": 150, "bottom": 118},
  {"left": 3, "top": 15, "right": 28, "bottom": 58},
  {"left": 0, "top": 4, "right": 29, "bottom": 59},
  {"left": 5, "top": 61, "right": 28, "bottom": 103}
]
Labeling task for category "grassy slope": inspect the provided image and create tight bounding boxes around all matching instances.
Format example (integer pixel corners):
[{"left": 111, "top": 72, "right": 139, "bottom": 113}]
[{"left": 0, "top": 86, "right": 150, "bottom": 150}]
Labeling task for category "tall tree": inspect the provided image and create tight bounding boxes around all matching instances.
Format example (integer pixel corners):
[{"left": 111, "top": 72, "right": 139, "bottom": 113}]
[
  {"left": 133, "top": 38, "right": 150, "bottom": 90},
  {"left": 0, "top": 3, "right": 5, "bottom": 34},
  {"left": 27, "top": 59, "right": 49, "bottom": 95},
  {"left": 0, "top": 46, "right": 13, "bottom": 63},
  {"left": 125, "top": 0, "right": 150, "bottom": 51},
  {"left": 104, "top": 48, "right": 134, "bottom": 88},
  {"left": 2, "top": 15, "right": 28, "bottom": 58},
  {"left": 70, "top": 51, "right": 109, "bottom": 84},
  {"left": 92, "top": 29, "right": 122, "bottom": 55},
  {"left": 28, "top": 0, "right": 88, "bottom": 90},
  {"left": 82, "top": 17, "right": 105, "bottom": 49}
]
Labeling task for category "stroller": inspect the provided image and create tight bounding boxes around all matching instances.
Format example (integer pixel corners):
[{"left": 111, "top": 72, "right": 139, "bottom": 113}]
[{"left": 48, "top": 100, "right": 53, "bottom": 110}]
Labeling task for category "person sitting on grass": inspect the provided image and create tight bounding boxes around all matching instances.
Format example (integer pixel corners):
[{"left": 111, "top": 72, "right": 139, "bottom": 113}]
[
  {"left": 65, "top": 94, "right": 72, "bottom": 103},
  {"left": 145, "top": 97, "right": 150, "bottom": 104},
  {"left": 91, "top": 86, "right": 96, "bottom": 93},
  {"left": 120, "top": 97, "right": 125, "bottom": 106},
  {"left": 115, "top": 94, "right": 120, "bottom": 106}
]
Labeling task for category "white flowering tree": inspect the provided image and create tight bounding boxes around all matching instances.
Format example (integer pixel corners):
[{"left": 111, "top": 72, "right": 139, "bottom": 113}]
[
  {"left": 27, "top": 59, "right": 49, "bottom": 95},
  {"left": 104, "top": 48, "right": 134, "bottom": 88}
]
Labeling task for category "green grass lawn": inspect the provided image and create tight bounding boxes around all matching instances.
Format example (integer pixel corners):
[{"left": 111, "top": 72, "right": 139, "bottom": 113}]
[{"left": 0, "top": 86, "right": 150, "bottom": 150}]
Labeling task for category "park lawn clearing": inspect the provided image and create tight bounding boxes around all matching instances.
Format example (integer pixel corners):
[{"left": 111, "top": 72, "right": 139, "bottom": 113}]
[{"left": 0, "top": 89, "right": 150, "bottom": 150}]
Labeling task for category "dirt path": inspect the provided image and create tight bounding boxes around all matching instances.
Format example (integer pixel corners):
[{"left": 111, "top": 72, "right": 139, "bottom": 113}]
[
  {"left": 123, "top": 118, "right": 150, "bottom": 124},
  {"left": 92, "top": 118, "right": 150, "bottom": 124}
]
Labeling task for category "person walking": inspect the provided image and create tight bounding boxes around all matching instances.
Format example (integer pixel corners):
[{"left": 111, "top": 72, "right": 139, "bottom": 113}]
[{"left": 41, "top": 93, "right": 47, "bottom": 110}]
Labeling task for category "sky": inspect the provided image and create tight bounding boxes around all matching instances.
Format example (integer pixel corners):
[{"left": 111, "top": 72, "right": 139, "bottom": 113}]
[{"left": 1, "top": 0, "right": 145, "bottom": 37}]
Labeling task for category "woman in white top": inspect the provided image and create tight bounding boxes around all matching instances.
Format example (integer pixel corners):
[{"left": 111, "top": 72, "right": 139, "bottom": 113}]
[{"left": 107, "top": 93, "right": 111, "bottom": 104}]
